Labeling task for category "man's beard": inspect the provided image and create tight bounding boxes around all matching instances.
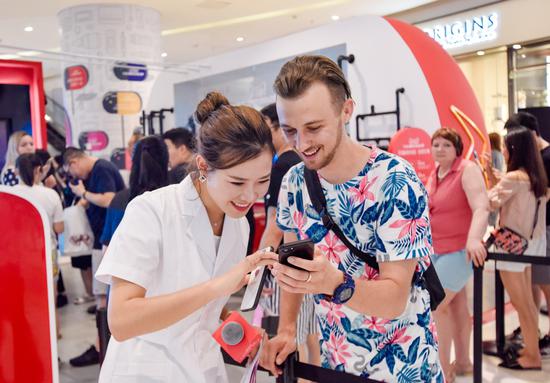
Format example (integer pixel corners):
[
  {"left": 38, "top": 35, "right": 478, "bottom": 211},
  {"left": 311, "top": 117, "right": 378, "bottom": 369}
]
[{"left": 304, "top": 122, "right": 343, "bottom": 171}]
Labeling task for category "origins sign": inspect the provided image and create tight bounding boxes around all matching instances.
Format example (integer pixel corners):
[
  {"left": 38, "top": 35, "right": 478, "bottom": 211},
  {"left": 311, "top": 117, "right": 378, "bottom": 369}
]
[{"left": 422, "top": 13, "right": 498, "bottom": 50}]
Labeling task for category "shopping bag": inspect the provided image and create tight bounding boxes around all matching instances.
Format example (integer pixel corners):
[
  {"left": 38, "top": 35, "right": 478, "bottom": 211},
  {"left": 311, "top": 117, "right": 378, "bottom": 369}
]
[{"left": 62, "top": 204, "right": 94, "bottom": 256}]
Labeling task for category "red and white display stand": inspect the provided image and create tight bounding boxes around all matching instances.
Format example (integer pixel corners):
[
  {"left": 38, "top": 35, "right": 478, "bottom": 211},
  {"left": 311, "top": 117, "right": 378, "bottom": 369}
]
[{"left": 0, "top": 187, "right": 58, "bottom": 383}]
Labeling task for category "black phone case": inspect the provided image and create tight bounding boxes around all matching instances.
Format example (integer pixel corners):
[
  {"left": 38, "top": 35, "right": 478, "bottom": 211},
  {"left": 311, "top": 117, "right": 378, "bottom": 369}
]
[
  {"left": 278, "top": 239, "right": 314, "bottom": 270},
  {"left": 241, "top": 266, "right": 269, "bottom": 312}
]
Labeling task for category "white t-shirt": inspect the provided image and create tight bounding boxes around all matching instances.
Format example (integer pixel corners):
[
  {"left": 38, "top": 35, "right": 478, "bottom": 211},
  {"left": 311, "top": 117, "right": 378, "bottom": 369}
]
[{"left": 12, "top": 184, "right": 63, "bottom": 246}]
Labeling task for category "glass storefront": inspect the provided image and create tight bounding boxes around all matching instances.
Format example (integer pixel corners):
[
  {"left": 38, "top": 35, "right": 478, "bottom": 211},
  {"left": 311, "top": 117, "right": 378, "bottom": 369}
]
[
  {"left": 456, "top": 50, "right": 509, "bottom": 134},
  {"left": 512, "top": 42, "right": 550, "bottom": 108}
]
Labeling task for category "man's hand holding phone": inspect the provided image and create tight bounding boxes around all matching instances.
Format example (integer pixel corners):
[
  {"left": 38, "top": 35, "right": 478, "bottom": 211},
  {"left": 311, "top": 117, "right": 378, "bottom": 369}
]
[{"left": 271, "top": 240, "right": 344, "bottom": 296}]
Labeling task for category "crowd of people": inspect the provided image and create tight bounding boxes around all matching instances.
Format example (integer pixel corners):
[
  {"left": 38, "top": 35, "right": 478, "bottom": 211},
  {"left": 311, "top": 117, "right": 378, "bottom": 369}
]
[{"left": 2, "top": 54, "right": 550, "bottom": 381}]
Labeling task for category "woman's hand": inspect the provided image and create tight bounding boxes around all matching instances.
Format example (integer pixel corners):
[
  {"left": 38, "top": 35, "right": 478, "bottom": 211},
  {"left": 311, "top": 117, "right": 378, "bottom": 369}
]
[
  {"left": 466, "top": 238, "right": 487, "bottom": 267},
  {"left": 216, "top": 249, "right": 278, "bottom": 295}
]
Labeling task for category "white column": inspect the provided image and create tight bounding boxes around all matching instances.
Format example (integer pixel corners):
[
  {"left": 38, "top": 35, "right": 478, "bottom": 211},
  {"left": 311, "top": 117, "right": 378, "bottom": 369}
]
[{"left": 58, "top": 4, "right": 161, "bottom": 158}]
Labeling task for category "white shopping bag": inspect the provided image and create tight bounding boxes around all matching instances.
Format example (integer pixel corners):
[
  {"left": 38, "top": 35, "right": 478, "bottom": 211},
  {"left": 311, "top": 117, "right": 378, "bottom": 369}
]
[{"left": 62, "top": 204, "right": 94, "bottom": 256}]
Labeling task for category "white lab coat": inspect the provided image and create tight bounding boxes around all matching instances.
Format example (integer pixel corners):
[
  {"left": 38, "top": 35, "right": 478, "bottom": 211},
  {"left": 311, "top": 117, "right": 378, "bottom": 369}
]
[{"left": 95, "top": 176, "right": 249, "bottom": 382}]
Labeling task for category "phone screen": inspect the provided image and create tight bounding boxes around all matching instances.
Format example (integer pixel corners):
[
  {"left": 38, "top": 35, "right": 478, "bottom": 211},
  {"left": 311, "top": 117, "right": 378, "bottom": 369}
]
[{"left": 240, "top": 265, "right": 268, "bottom": 312}]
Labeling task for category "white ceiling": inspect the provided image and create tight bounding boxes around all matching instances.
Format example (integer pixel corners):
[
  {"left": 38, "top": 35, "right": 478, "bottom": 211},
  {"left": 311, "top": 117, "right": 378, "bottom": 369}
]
[{"left": 0, "top": 0, "right": 438, "bottom": 71}]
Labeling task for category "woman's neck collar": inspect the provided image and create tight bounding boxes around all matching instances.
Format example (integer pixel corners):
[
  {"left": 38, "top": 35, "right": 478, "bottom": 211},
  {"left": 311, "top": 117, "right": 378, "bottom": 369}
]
[{"left": 193, "top": 179, "right": 225, "bottom": 231}]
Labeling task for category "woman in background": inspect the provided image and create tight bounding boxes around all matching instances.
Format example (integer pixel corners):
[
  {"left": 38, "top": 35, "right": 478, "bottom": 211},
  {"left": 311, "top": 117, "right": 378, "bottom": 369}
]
[
  {"left": 14, "top": 153, "right": 64, "bottom": 337},
  {"left": 426, "top": 128, "right": 489, "bottom": 382},
  {"left": 489, "top": 127, "right": 548, "bottom": 370},
  {"left": 1, "top": 131, "right": 35, "bottom": 185}
]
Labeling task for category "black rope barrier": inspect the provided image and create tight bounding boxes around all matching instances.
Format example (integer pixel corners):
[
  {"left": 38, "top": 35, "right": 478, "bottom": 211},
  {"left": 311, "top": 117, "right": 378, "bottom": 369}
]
[
  {"left": 473, "top": 251, "right": 550, "bottom": 383},
  {"left": 223, "top": 350, "right": 382, "bottom": 383}
]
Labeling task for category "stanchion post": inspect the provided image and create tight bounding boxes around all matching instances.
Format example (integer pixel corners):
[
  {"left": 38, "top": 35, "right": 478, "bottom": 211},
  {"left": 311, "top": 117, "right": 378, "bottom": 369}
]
[
  {"left": 276, "top": 352, "right": 297, "bottom": 383},
  {"left": 473, "top": 265, "right": 484, "bottom": 383},
  {"left": 495, "top": 269, "right": 506, "bottom": 356}
]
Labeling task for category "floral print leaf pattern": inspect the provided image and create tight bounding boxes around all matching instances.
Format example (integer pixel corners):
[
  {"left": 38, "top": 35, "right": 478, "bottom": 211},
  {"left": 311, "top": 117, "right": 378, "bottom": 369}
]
[
  {"left": 381, "top": 171, "right": 408, "bottom": 201},
  {"left": 305, "top": 204, "right": 321, "bottom": 220},
  {"left": 397, "top": 366, "right": 422, "bottom": 383},
  {"left": 388, "top": 158, "right": 400, "bottom": 170},
  {"left": 305, "top": 222, "right": 328, "bottom": 243},
  {"left": 276, "top": 151, "right": 442, "bottom": 381},
  {"left": 379, "top": 199, "right": 396, "bottom": 226},
  {"left": 318, "top": 232, "right": 347, "bottom": 264},
  {"left": 360, "top": 202, "right": 379, "bottom": 225},
  {"left": 350, "top": 200, "right": 365, "bottom": 224},
  {"left": 347, "top": 331, "right": 373, "bottom": 352},
  {"left": 407, "top": 337, "right": 420, "bottom": 364}
]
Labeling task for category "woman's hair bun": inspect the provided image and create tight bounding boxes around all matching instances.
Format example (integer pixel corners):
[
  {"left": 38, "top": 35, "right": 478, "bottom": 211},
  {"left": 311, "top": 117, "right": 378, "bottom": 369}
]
[{"left": 195, "top": 91, "right": 230, "bottom": 124}]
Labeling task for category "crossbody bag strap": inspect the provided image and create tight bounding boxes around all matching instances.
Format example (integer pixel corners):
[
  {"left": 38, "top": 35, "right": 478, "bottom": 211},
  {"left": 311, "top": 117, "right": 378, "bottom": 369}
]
[
  {"left": 303, "top": 167, "right": 379, "bottom": 271},
  {"left": 530, "top": 199, "right": 541, "bottom": 240}
]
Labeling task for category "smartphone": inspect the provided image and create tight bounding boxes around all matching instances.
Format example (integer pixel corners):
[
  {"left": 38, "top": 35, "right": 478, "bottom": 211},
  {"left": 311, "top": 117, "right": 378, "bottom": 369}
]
[
  {"left": 240, "top": 265, "right": 269, "bottom": 312},
  {"left": 240, "top": 246, "right": 274, "bottom": 312},
  {"left": 278, "top": 239, "right": 314, "bottom": 270}
]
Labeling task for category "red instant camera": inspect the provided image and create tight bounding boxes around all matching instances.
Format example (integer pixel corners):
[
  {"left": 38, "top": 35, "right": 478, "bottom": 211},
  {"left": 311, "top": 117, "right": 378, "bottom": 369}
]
[{"left": 212, "top": 311, "right": 262, "bottom": 363}]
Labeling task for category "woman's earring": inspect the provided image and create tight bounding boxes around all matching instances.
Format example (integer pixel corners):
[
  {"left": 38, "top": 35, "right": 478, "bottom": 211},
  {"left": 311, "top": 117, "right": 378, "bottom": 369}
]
[{"left": 199, "top": 173, "right": 207, "bottom": 183}]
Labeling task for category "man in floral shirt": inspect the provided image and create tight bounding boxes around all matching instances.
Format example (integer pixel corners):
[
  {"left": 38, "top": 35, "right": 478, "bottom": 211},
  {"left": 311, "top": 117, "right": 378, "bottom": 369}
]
[{"left": 260, "top": 55, "right": 443, "bottom": 382}]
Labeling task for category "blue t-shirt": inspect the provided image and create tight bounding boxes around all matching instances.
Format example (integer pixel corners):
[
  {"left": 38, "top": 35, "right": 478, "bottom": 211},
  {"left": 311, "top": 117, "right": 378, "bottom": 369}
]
[
  {"left": 84, "top": 159, "right": 125, "bottom": 249},
  {"left": 100, "top": 188, "right": 130, "bottom": 246}
]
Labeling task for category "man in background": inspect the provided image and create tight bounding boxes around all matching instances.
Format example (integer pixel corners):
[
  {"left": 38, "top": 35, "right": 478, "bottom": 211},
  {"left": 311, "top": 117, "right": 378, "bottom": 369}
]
[
  {"left": 162, "top": 128, "right": 196, "bottom": 184},
  {"left": 64, "top": 147, "right": 125, "bottom": 366}
]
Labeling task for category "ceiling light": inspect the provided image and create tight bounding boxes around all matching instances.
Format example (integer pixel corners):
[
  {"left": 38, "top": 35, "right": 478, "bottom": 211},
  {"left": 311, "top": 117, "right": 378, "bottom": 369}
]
[
  {"left": 521, "top": 54, "right": 527, "bottom": 58},
  {"left": 236, "top": 36, "right": 244, "bottom": 42},
  {"left": 24, "top": 26, "right": 33, "bottom": 32},
  {"left": 161, "top": 52, "right": 167, "bottom": 57},
  {"left": 476, "top": 50, "right": 485, "bottom": 56},
  {"left": 17, "top": 50, "right": 40, "bottom": 57},
  {"left": 512, "top": 44, "right": 522, "bottom": 50},
  {"left": 331, "top": 15, "right": 340, "bottom": 21}
]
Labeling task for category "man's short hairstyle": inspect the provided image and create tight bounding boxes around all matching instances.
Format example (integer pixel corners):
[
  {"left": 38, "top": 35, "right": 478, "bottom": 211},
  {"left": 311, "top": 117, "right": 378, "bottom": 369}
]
[
  {"left": 274, "top": 55, "right": 351, "bottom": 110},
  {"left": 432, "top": 128, "right": 464, "bottom": 156},
  {"left": 162, "top": 128, "right": 196, "bottom": 151},
  {"left": 504, "top": 112, "right": 540, "bottom": 136},
  {"left": 260, "top": 103, "right": 279, "bottom": 127},
  {"left": 63, "top": 146, "right": 85, "bottom": 164}
]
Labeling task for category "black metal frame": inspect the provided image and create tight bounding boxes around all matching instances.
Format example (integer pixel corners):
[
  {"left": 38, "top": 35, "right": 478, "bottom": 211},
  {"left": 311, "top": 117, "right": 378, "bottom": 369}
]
[
  {"left": 139, "top": 108, "right": 174, "bottom": 136},
  {"left": 355, "top": 88, "right": 405, "bottom": 146},
  {"left": 473, "top": 252, "right": 550, "bottom": 383},
  {"left": 337, "top": 54, "right": 355, "bottom": 69}
]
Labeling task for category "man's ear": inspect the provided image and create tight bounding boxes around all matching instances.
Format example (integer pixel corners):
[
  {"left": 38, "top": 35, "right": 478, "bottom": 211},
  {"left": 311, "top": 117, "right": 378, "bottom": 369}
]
[{"left": 341, "top": 98, "right": 355, "bottom": 125}]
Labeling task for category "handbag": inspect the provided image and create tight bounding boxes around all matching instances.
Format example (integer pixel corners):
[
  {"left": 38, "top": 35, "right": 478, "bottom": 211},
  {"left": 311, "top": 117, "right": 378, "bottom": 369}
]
[
  {"left": 486, "top": 200, "right": 540, "bottom": 255},
  {"left": 303, "top": 167, "right": 445, "bottom": 311},
  {"left": 62, "top": 203, "right": 94, "bottom": 257}
]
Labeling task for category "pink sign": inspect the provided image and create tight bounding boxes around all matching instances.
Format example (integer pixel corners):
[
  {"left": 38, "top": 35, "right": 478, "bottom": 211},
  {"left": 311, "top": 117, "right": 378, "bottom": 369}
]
[{"left": 388, "top": 127, "right": 435, "bottom": 185}]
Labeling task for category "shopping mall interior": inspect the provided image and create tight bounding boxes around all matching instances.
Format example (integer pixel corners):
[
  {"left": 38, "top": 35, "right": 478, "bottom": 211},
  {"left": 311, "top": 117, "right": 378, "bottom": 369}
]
[{"left": 2, "top": 0, "right": 550, "bottom": 382}]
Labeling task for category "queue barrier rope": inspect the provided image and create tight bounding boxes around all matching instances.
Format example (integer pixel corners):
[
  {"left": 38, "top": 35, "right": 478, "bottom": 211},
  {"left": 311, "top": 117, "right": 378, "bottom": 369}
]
[
  {"left": 98, "top": 250, "right": 550, "bottom": 382},
  {"left": 473, "top": 251, "right": 550, "bottom": 383},
  {"left": 222, "top": 350, "right": 382, "bottom": 383}
]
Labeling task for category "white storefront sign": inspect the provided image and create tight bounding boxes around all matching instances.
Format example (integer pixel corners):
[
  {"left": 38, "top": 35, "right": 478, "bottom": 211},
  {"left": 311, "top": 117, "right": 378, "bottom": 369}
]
[{"left": 423, "top": 13, "right": 499, "bottom": 50}]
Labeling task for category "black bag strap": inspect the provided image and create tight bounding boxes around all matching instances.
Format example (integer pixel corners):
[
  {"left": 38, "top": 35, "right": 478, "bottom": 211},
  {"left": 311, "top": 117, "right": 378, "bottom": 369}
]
[
  {"left": 530, "top": 199, "right": 541, "bottom": 240},
  {"left": 303, "top": 167, "right": 379, "bottom": 272}
]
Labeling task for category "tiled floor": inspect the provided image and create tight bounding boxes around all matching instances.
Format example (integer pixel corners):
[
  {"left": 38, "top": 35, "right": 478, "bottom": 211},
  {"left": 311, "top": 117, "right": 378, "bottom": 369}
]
[{"left": 56, "top": 256, "right": 549, "bottom": 383}]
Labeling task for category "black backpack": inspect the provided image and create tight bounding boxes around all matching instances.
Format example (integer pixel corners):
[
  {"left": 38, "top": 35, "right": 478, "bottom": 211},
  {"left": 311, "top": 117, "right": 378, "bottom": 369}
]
[{"left": 303, "top": 167, "right": 445, "bottom": 311}]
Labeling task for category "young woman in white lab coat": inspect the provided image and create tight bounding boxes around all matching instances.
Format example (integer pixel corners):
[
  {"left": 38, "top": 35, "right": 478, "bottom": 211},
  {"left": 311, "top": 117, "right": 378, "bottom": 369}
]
[{"left": 95, "top": 92, "right": 278, "bottom": 382}]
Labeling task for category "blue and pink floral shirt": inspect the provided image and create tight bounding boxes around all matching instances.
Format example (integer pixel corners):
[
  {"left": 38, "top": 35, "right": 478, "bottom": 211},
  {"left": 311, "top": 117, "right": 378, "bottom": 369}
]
[{"left": 277, "top": 147, "right": 443, "bottom": 382}]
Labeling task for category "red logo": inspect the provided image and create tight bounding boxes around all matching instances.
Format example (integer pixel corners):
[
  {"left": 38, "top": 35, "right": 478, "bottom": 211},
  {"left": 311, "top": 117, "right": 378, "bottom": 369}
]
[{"left": 64, "top": 65, "right": 89, "bottom": 90}]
